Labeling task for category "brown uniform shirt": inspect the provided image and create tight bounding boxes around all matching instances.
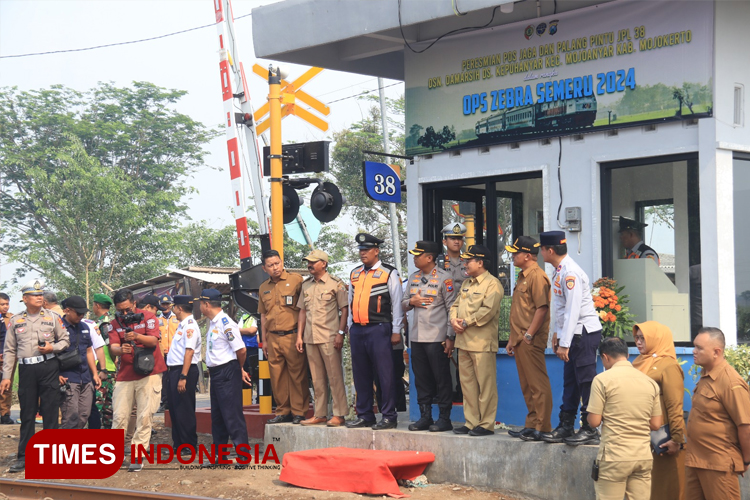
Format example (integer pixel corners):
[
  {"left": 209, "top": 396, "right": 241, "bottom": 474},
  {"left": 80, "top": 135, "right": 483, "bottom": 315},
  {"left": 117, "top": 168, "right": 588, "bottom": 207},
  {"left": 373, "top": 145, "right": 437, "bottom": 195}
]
[
  {"left": 449, "top": 270, "right": 503, "bottom": 352},
  {"left": 258, "top": 270, "right": 304, "bottom": 332},
  {"left": 508, "top": 263, "right": 551, "bottom": 347},
  {"left": 646, "top": 358, "right": 686, "bottom": 445},
  {"left": 297, "top": 272, "right": 348, "bottom": 344},
  {"left": 2, "top": 308, "right": 70, "bottom": 379},
  {"left": 587, "top": 360, "right": 662, "bottom": 462},
  {"left": 686, "top": 359, "right": 750, "bottom": 472}
]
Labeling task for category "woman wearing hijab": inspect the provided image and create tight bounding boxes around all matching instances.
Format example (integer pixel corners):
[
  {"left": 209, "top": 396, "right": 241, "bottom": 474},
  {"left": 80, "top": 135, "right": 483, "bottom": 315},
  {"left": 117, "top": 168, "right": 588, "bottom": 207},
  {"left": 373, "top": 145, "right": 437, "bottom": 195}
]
[{"left": 632, "top": 321, "right": 685, "bottom": 500}]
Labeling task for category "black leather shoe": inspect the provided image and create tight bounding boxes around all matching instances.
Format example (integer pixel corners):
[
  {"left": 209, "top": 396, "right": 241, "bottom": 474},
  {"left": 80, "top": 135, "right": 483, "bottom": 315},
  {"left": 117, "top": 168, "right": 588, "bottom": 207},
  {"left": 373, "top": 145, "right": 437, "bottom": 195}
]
[
  {"left": 520, "top": 430, "right": 543, "bottom": 441},
  {"left": 468, "top": 426, "right": 494, "bottom": 436},
  {"left": 9, "top": 459, "right": 25, "bottom": 473},
  {"left": 0, "top": 414, "right": 13, "bottom": 425},
  {"left": 507, "top": 427, "right": 533, "bottom": 438},
  {"left": 292, "top": 415, "right": 305, "bottom": 425},
  {"left": 372, "top": 418, "right": 397, "bottom": 430},
  {"left": 564, "top": 425, "right": 600, "bottom": 446},
  {"left": 453, "top": 425, "right": 471, "bottom": 434},
  {"left": 267, "top": 414, "right": 293, "bottom": 424},
  {"left": 345, "top": 417, "right": 376, "bottom": 428}
]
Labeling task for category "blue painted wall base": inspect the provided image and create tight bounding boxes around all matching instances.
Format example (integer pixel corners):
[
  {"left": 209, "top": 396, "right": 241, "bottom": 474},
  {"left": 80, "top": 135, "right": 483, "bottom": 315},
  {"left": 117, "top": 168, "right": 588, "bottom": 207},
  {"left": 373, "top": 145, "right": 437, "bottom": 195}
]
[{"left": 408, "top": 347, "right": 696, "bottom": 428}]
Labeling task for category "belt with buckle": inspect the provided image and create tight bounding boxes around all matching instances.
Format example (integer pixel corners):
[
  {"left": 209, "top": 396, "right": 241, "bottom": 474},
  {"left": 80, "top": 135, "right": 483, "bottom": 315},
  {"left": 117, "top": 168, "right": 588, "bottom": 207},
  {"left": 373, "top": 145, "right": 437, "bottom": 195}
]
[
  {"left": 270, "top": 329, "right": 296, "bottom": 336},
  {"left": 20, "top": 353, "right": 56, "bottom": 365}
]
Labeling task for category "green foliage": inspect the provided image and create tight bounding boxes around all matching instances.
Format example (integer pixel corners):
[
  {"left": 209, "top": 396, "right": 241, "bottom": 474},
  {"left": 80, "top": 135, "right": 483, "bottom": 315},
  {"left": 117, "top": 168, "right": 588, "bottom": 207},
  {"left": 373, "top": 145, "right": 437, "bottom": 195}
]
[
  {"left": 603, "top": 81, "right": 711, "bottom": 117},
  {"left": 0, "top": 83, "right": 219, "bottom": 302},
  {"left": 417, "top": 125, "right": 456, "bottom": 151},
  {"left": 329, "top": 95, "right": 407, "bottom": 270}
]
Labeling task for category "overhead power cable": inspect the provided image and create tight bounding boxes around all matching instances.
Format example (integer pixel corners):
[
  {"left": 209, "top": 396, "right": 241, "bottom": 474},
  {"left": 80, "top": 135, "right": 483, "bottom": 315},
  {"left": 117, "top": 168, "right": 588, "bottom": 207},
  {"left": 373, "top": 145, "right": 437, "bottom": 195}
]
[
  {"left": 0, "top": 13, "right": 252, "bottom": 59},
  {"left": 327, "top": 82, "right": 401, "bottom": 104}
]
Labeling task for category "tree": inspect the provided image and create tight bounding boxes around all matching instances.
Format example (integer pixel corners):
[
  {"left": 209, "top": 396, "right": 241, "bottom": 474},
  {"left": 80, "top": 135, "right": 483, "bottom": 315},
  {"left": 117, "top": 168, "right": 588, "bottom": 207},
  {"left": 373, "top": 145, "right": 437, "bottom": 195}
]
[
  {"left": 672, "top": 87, "right": 685, "bottom": 116},
  {"left": 329, "top": 95, "right": 407, "bottom": 270},
  {"left": 417, "top": 124, "right": 455, "bottom": 151},
  {"left": 0, "top": 83, "right": 219, "bottom": 301},
  {"left": 173, "top": 223, "right": 241, "bottom": 268}
]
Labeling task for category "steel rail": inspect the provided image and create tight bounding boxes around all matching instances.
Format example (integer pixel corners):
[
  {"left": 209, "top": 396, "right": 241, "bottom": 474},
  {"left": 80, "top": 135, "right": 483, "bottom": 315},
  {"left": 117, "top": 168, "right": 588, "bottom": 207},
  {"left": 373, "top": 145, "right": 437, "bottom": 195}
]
[{"left": 0, "top": 479, "right": 219, "bottom": 500}]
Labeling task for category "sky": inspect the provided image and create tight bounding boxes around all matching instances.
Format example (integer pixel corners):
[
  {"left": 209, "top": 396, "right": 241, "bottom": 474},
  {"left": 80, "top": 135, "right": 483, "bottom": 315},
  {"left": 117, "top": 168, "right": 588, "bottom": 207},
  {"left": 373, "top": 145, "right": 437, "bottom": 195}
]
[{"left": 0, "top": 0, "right": 404, "bottom": 304}]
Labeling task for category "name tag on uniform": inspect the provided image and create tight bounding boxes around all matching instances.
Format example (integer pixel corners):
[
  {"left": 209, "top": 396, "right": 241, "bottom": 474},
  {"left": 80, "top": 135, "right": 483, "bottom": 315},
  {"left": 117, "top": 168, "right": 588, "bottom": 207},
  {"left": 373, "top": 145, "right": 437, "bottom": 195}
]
[{"left": 285, "top": 296, "right": 293, "bottom": 305}]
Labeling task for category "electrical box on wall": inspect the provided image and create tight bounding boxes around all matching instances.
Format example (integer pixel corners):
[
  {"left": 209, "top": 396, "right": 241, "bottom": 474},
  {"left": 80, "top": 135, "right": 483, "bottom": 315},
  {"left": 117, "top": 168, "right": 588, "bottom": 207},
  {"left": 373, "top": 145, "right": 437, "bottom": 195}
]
[{"left": 566, "top": 207, "right": 582, "bottom": 232}]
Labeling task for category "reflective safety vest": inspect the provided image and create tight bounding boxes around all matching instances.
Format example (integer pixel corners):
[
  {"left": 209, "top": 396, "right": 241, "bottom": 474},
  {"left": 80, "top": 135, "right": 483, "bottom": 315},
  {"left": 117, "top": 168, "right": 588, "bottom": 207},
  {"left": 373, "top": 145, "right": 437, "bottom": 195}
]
[{"left": 350, "top": 264, "right": 396, "bottom": 325}]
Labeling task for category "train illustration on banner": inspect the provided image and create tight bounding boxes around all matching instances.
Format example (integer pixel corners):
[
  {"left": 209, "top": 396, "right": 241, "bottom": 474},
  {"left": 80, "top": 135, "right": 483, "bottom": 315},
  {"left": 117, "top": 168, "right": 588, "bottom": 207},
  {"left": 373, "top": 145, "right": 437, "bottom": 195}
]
[{"left": 475, "top": 95, "right": 597, "bottom": 137}]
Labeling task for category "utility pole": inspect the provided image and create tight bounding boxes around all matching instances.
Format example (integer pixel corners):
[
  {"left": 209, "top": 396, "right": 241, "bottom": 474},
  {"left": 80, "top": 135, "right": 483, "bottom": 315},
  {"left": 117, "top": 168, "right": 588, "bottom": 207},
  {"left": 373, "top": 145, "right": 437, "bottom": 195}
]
[
  {"left": 378, "top": 77, "right": 402, "bottom": 274},
  {"left": 268, "top": 66, "right": 284, "bottom": 262}
]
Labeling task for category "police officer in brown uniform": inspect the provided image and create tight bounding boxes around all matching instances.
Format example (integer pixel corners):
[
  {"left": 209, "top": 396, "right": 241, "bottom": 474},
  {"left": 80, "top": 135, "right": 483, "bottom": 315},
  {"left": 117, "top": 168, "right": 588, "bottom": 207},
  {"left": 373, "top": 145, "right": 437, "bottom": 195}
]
[
  {"left": 258, "top": 249, "right": 309, "bottom": 424},
  {"left": 686, "top": 327, "right": 750, "bottom": 500},
  {"left": 449, "top": 245, "right": 503, "bottom": 436},
  {"left": 438, "top": 223, "right": 469, "bottom": 287},
  {"left": 0, "top": 279, "right": 70, "bottom": 473},
  {"left": 296, "top": 249, "right": 349, "bottom": 427},
  {"left": 403, "top": 241, "right": 456, "bottom": 432},
  {"left": 505, "top": 236, "right": 553, "bottom": 442}
]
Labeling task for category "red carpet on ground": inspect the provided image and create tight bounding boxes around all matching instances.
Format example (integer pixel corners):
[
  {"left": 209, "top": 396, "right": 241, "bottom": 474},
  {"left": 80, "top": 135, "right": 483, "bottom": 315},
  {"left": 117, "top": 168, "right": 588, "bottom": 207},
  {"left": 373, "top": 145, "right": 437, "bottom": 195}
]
[{"left": 279, "top": 447, "right": 435, "bottom": 498}]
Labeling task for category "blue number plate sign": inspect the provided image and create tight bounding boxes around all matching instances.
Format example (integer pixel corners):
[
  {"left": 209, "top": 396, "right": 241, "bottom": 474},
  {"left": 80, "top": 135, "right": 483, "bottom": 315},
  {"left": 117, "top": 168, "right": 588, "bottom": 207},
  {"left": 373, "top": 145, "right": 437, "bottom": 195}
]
[{"left": 363, "top": 161, "right": 402, "bottom": 203}]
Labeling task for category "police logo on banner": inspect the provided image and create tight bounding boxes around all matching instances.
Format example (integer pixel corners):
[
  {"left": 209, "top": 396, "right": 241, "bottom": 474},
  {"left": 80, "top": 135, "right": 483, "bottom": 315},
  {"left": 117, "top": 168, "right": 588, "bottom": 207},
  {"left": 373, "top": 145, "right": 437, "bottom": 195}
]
[{"left": 549, "top": 20, "right": 559, "bottom": 35}]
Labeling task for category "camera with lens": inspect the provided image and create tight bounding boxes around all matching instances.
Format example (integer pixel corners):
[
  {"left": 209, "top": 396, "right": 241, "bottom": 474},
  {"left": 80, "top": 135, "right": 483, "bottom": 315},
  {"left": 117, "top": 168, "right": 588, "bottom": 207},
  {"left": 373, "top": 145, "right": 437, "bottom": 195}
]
[
  {"left": 115, "top": 311, "right": 144, "bottom": 326},
  {"left": 59, "top": 380, "right": 71, "bottom": 395}
]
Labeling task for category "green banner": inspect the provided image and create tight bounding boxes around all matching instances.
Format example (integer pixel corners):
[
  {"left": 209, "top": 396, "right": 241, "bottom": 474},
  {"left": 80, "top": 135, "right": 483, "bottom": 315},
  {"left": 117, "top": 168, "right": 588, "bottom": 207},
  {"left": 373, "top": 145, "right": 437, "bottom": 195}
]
[{"left": 405, "top": 0, "right": 713, "bottom": 155}]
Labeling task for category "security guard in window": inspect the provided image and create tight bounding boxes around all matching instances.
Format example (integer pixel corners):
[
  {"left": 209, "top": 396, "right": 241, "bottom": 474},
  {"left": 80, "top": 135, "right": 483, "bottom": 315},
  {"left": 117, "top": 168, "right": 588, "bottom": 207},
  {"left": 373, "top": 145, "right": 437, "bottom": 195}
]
[
  {"left": 0, "top": 279, "right": 70, "bottom": 473},
  {"left": 618, "top": 216, "right": 660, "bottom": 265},
  {"left": 346, "top": 233, "right": 404, "bottom": 430}
]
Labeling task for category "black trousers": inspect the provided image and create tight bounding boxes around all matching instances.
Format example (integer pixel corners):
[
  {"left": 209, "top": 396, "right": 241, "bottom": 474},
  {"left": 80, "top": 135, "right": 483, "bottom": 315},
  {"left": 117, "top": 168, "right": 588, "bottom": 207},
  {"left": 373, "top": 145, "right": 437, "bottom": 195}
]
[
  {"left": 243, "top": 346, "right": 259, "bottom": 389},
  {"left": 375, "top": 348, "right": 407, "bottom": 413},
  {"left": 209, "top": 360, "right": 249, "bottom": 446},
  {"left": 17, "top": 360, "right": 60, "bottom": 459},
  {"left": 161, "top": 368, "right": 170, "bottom": 406},
  {"left": 411, "top": 342, "right": 453, "bottom": 408},
  {"left": 167, "top": 365, "right": 198, "bottom": 451}
]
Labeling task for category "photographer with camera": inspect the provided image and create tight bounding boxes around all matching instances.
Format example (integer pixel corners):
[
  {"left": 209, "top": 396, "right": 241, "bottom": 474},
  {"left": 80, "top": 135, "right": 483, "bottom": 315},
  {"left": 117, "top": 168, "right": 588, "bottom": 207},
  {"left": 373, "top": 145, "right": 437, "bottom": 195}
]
[
  {"left": 59, "top": 296, "right": 101, "bottom": 429},
  {"left": 108, "top": 288, "right": 167, "bottom": 472},
  {"left": 0, "top": 279, "right": 69, "bottom": 473}
]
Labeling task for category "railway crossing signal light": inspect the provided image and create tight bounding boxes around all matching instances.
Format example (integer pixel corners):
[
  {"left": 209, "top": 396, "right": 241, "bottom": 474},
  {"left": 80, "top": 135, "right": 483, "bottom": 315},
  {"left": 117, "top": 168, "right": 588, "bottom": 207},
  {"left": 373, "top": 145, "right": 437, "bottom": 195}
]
[
  {"left": 278, "top": 184, "right": 301, "bottom": 224},
  {"left": 310, "top": 182, "right": 343, "bottom": 223}
]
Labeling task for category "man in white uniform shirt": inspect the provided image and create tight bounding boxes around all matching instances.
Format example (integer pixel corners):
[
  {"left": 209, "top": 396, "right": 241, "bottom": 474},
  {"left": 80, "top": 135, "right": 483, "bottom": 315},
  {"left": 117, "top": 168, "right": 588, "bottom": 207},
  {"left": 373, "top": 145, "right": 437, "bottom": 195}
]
[
  {"left": 538, "top": 231, "right": 603, "bottom": 446},
  {"left": 198, "top": 288, "right": 251, "bottom": 448},
  {"left": 166, "top": 295, "right": 201, "bottom": 455}
]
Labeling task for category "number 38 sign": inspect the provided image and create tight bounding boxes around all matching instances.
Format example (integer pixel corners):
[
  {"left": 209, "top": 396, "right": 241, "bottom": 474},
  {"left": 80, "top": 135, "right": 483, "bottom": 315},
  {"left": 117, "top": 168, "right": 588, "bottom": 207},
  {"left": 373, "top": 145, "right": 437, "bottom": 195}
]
[{"left": 362, "top": 161, "right": 402, "bottom": 203}]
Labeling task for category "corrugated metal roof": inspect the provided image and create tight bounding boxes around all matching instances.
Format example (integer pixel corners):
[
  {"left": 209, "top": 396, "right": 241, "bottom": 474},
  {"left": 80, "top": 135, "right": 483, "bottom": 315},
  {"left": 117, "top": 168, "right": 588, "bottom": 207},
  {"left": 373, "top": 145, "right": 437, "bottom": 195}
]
[{"left": 166, "top": 268, "right": 230, "bottom": 285}]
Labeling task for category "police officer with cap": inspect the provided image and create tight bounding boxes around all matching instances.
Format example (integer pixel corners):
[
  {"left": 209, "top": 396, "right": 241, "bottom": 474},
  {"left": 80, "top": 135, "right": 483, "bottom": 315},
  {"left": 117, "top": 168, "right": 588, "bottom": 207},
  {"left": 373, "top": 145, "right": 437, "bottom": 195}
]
[
  {"left": 166, "top": 295, "right": 201, "bottom": 455},
  {"left": 538, "top": 231, "right": 603, "bottom": 446},
  {"left": 199, "top": 289, "right": 251, "bottom": 448},
  {"left": 346, "top": 233, "right": 404, "bottom": 430},
  {"left": 618, "top": 216, "right": 660, "bottom": 265},
  {"left": 403, "top": 241, "right": 456, "bottom": 432},
  {"left": 0, "top": 279, "right": 70, "bottom": 473},
  {"left": 439, "top": 223, "right": 469, "bottom": 288}
]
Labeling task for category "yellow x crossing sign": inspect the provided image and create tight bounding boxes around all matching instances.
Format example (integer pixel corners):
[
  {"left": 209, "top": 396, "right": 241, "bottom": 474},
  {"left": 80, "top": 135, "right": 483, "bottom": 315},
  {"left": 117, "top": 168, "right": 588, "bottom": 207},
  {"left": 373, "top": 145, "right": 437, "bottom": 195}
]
[{"left": 252, "top": 64, "right": 330, "bottom": 134}]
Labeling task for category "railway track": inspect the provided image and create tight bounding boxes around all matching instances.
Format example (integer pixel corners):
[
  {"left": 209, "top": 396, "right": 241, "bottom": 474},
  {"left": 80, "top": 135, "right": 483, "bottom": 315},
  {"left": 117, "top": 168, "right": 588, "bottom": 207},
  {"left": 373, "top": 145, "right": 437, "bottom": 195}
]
[{"left": 0, "top": 479, "right": 219, "bottom": 500}]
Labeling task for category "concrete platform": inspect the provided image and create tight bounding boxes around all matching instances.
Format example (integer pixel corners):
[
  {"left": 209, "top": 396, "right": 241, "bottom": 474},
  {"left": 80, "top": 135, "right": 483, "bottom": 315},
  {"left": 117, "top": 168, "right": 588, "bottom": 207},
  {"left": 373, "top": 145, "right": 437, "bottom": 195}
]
[
  {"left": 265, "top": 421, "right": 750, "bottom": 500},
  {"left": 165, "top": 404, "right": 313, "bottom": 439}
]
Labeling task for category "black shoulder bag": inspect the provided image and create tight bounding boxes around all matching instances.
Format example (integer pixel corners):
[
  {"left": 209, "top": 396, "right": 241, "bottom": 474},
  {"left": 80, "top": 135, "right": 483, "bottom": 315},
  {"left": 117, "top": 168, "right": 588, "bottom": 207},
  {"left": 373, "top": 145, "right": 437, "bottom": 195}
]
[
  {"left": 57, "top": 327, "right": 82, "bottom": 371},
  {"left": 130, "top": 327, "right": 156, "bottom": 376}
]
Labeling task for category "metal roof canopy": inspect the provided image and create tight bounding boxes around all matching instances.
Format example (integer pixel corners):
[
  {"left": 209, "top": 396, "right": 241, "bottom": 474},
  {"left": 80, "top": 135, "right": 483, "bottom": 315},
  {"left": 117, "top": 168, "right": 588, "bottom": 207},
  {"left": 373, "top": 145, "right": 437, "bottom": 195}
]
[{"left": 251, "top": 0, "right": 614, "bottom": 80}]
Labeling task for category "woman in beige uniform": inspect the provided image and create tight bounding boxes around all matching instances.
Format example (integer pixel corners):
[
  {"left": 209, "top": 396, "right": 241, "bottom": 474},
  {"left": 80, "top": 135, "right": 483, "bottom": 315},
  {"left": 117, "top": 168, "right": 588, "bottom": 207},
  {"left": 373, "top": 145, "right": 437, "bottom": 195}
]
[{"left": 632, "top": 321, "right": 685, "bottom": 500}]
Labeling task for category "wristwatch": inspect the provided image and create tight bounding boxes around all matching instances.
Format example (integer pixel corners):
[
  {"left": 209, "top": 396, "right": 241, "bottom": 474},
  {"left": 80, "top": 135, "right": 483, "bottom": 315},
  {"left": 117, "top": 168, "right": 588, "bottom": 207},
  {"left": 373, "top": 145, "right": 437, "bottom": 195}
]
[
  {"left": 461, "top": 319, "right": 468, "bottom": 329},
  {"left": 524, "top": 332, "right": 534, "bottom": 341},
  {"left": 179, "top": 374, "right": 188, "bottom": 380},
  {"left": 337, "top": 330, "right": 345, "bottom": 335}
]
